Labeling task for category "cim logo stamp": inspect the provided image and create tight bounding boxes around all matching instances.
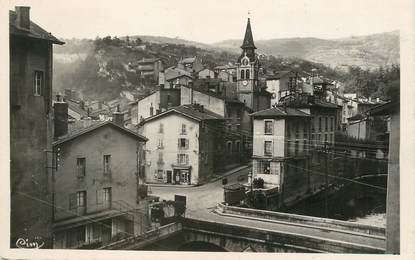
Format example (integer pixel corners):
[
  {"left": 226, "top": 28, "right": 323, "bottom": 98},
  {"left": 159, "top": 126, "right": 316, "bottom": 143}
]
[{"left": 15, "top": 237, "right": 45, "bottom": 249}]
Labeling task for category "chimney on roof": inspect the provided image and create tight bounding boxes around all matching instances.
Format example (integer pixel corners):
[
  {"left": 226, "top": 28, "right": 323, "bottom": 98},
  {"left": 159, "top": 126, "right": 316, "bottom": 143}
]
[
  {"left": 54, "top": 94, "right": 68, "bottom": 139},
  {"left": 15, "top": 6, "right": 30, "bottom": 31},
  {"left": 112, "top": 104, "right": 124, "bottom": 127}
]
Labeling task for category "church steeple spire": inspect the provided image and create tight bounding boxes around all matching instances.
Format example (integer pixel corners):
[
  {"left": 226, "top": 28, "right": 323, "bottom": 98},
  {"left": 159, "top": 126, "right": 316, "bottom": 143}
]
[{"left": 241, "top": 18, "right": 256, "bottom": 50}]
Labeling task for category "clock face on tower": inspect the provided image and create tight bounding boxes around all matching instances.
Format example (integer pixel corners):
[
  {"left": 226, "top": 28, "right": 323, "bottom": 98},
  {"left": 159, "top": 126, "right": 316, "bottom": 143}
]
[
  {"left": 242, "top": 58, "right": 249, "bottom": 66},
  {"left": 242, "top": 80, "right": 248, "bottom": 86}
]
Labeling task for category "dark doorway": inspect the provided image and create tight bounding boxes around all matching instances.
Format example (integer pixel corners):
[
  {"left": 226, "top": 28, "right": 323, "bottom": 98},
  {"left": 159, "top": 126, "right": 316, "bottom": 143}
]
[
  {"left": 173, "top": 169, "right": 180, "bottom": 184},
  {"left": 166, "top": 170, "right": 172, "bottom": 183}
]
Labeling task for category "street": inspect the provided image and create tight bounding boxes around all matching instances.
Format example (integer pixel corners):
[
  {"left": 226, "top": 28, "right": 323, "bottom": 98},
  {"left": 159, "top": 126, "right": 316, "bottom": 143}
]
[
  {"left": 148, "top": 165, "right": 385, "bottom": 250},
  {"left": 149, "top": 165, "right": 251, "bottom": 218}
]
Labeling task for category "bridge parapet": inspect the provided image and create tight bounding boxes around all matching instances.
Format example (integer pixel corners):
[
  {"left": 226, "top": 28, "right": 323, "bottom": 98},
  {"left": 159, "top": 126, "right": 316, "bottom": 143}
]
[
  {"left": 99, "top": 222, "right": 182, "bottom": 250},
  {"left": 182, "top": 218, "right": 384, "bottom": 253},
  {"left": 216, "top": 203, "right": 385, "bottom": 237}
]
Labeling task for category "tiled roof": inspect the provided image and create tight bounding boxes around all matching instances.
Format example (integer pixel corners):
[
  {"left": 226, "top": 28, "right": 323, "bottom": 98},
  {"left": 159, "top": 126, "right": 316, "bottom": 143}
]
[
  {"left": 66, "top": 100, "right": 88, "bottom": 117},
  {"left": 266, "top": 70, "right": 295, "bottom": 80},
  {"left": 137, "top": 58, "right": 160, "bottom": 64},
  {"left": 366, "top": 100, "right": 399, "bottom": 116},
  {"left": 165, "top": 67, "right": 193, "bottom": 81},
  {"left": 214, "top": 64, "right": 237, "bottom": 70},
  {"left": 182, "top": 85, "right": 243, "bottom": 105},
  {"left": 312, "top": 99, "right": 342, "bottom": 108},
  {"left": 250, "top": 107, "right": 310, "bottom": 118},
  {"left": 9, "top": 10, "right": 64, "bottom": 44},
  {"left": 53, "top": 121, "right": 147, "bottom": 145},
  {"left": 166, "top": 73, "right": 193, "bottom": 82},
  {"left": 142, "top": 104, "right": 224, "bottom": 124},
  {"left": 348, "top": 113, "right": 366, "bottom": 121},
  {"left": 282, "top": 96, "right": 341, "bottom": 109}
]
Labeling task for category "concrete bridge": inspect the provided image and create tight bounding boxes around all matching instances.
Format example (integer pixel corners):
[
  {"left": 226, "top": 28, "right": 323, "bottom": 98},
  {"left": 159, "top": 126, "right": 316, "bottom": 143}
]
[{"left": 101, "top": 203, "right": 386, "bottom": 253}]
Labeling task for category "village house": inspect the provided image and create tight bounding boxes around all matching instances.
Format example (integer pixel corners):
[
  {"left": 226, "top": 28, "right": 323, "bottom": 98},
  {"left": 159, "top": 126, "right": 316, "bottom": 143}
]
[
  {"left": 64, "top": 88, "right": 82, "bottom": 101},
  {"left": 52, "top": 100, "right": 149, "bottom": 249},
  {"left": 265, "top": 70, "right": 298, "bottom": 105},
  {"left": 177, "top": 56, "right": 204, "bottom": 75},
  {"left": 180, "top": 85, "right": 252, "bottom": 164},
  {"left": 166, "top": 73, "right": 193, "bottom": 88},
  {"left": 134, "top": 87, "right": 181, "bottom": 123},
  {"left": 366, "top": 100, "right": 400, "bottom": 254},
  {"left": 66, "top": 99, "right": 89, "bottom": 121},
  {"left": 338, "top": 95, "right": 387, "bottom": 140},
  {"left": 140, "top": 104, "right": 225, "bottom": 185},
  {"left": 250, "top": 107, "right": 312, "bottom": 209},
  {"left": 214, "top": 64, "right": 237, "bottom": 82},
  {"left": 192, "top": 78, "right": 238, "bottom": 100},
  {"left": 198, "top": 68, "right": 215, "bottom": 79},
  {"left": 133, "top": 58, "right": 164, "bottom": 81},
  {"left": 280, "top": 94, "right": 339, "bottom": 148},
  {"left": 9, "top": 6, "right": 64, "bottom": 248}
]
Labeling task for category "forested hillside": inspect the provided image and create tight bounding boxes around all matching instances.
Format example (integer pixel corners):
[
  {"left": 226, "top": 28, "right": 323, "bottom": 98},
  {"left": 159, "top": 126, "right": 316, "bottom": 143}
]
[{"left": 53, "top": 35, "right": 399, "bottom": 102}]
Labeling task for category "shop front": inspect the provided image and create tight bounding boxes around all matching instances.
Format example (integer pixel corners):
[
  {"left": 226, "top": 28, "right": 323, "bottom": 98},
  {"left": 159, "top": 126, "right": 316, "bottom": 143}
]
[{"left": 171, "top": 165, "right": 192, "bottom": 185}]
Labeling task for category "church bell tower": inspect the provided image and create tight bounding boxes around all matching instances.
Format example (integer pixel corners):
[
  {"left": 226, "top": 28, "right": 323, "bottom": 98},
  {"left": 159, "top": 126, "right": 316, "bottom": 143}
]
[{"left": 236, "top": 18, "right": 260, "bottom": 110}]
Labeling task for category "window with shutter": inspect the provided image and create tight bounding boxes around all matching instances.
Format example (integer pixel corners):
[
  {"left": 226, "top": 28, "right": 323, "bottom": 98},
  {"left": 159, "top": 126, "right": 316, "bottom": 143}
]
[
  {"left": 185, "top": 154, "right": 189, "bottom": 164},
  {"left": 77, "top": 191, "right": 86, "bottom": 207}
]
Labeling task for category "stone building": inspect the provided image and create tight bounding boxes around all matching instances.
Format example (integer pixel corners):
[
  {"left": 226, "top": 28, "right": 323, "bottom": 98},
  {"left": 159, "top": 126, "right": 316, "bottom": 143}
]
[
  {"left": 265, "top": 70, "right": 298, "bottom": 105},
  {"left": 177, "top": 56, "right": 204, "bottom": 75},
  {"left": 198, "top": 68, "right": 215, "bottom": 79},
  {"left": 140, "top": 104, "right": 225, "bottom": 185},
  {"left": 135, "top": 58, "right": 163, "bottom": 81},
  {"left": 9, "top": 6, "right": 64, "bottom": 248},
  {"left": 180, "top": 85, "right": 252, "bottom": 164},
  {"left": 133, "top": 87, "right": 181, "bottom": 124},
  {"left": 367, "top": 100, "right": 400, "bottom": 254},
  {"left": 250, "top": 107, "right": 312, "bottom": 209},
  {"left": 52, "top": 108, "right": 149, "bottom": 249}
]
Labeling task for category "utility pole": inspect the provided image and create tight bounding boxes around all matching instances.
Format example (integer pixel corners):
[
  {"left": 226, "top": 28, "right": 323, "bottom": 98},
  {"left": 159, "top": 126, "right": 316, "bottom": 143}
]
[{"left": 324, "top": 141, "right": 329, "bottom": 218}]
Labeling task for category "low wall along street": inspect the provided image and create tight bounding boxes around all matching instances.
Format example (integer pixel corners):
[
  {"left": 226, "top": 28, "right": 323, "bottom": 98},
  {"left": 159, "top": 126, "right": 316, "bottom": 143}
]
[{"left": 216, "top": 203, "right": 385, "bottom": 237}]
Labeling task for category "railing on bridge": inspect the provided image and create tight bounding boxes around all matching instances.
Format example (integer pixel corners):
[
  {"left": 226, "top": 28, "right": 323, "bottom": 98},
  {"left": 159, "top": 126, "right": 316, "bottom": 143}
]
[
  {"left": 181, "top": 218, "right": 385, "bottom": 253},
  {"left": 216, "top": 203, "right": 386, "bottom": 237},
  {"left": 98, "top": 222, "right": 182, "bottom": 250}
]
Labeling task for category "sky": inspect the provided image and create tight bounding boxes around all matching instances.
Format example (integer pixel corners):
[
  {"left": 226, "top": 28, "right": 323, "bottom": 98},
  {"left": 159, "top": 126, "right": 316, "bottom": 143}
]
[{"left": 5, "top": 0, "right": 405, "bottom": 43}]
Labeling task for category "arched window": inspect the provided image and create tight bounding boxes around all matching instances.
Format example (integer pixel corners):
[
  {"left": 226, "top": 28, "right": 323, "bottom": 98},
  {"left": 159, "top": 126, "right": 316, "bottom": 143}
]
[
  {"left": 240, "top": 69, "right": 245, "bottom": 79},
  {"left": 246, "top": 69, "right": 250, "bottom": 79}
]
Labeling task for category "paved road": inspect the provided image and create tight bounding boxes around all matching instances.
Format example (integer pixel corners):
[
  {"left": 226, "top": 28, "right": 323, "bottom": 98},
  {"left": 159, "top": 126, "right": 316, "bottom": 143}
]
[
  {"left": 149, "top": 166, "right": 385, "bottom": 251},
  {"left": 150, "top": 166, "right": 250, "bottom": 215}
]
